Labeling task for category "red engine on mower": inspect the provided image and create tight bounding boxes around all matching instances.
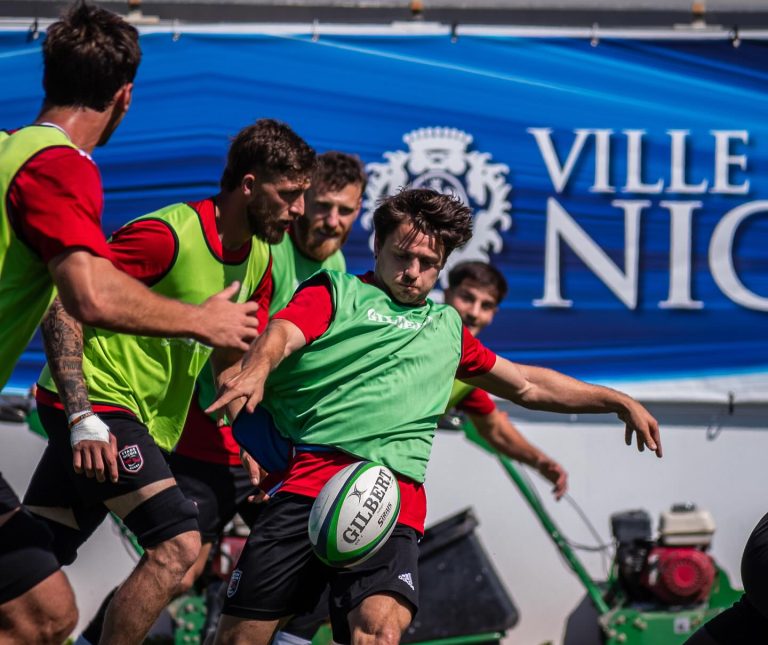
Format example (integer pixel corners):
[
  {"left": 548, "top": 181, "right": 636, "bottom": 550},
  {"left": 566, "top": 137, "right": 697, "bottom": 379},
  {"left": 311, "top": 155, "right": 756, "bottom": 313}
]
[
  {"left": 641, "top": 545, "right": 716, "bottom": 604},
  {"left": 611, "top": 504, "right": 717, "bottom": 606}
]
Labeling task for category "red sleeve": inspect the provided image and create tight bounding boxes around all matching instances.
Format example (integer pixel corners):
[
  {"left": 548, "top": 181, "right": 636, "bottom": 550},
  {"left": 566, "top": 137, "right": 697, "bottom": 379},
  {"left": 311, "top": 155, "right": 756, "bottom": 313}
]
[
  {"left": 249, "top": 255, "right": 273, "bottom": 334},
  {"left": 272, "top": 273, "right": 333, "bottom": 344},
  {"left": 456, "top": 326, "right": 497, "bottom": 379},
  {"left": 7, "top": 147, "right": 112, "bottom": 264},
  {"left": 456, "top": 387, "right": 497, "bottom": 416},
  {"left": 108, "top": 219, "right": 177, "bottom": 284}
]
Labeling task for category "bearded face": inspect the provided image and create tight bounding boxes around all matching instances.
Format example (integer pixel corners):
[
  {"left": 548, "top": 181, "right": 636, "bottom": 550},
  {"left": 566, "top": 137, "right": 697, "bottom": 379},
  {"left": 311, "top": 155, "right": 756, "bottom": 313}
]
[
  {"left": 245, "top": 176, "right": 310, "bottom": 244},
  {"left": 292, "top": 183, "right": 363, "bottom": 262}
]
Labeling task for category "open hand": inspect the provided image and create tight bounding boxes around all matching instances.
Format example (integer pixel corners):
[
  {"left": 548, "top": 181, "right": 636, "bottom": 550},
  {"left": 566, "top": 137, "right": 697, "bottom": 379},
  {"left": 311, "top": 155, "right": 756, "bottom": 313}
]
[{"left": 620, "top": 403, "right": 662, "bottom": 458}]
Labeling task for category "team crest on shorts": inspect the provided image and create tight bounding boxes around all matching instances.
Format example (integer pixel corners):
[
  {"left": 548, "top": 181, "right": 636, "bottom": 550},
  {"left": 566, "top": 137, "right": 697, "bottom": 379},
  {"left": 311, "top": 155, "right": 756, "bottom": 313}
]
[
  {"left": 227, "top": 569, "right": 243, "bottom": 598},
  {"left": 118, "top": 444, "right": 144, "bottom": 473},
  {"left": 362, "top": 127, "right": 512, "bottom": 287}
]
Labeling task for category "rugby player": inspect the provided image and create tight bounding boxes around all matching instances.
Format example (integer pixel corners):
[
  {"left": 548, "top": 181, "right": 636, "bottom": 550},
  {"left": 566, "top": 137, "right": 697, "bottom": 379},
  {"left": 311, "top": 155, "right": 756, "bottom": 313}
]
[
  {"left": 0, "top": 4, "right": 258, "bottom": 642},
  {"left": 76, "top": 150, "right": 366, "bottom": 644},
  {"left": 170, "top": 151, "right": 366, "bottom": 591},
  {"left": 208, "top": 188, "right": 662, "bottom": 645},
  {"left": 24, "top": 119, "right": 314, "bottom": 645},
  {"left": 276, "top": 261, "right": 570, "bottom": 645}
]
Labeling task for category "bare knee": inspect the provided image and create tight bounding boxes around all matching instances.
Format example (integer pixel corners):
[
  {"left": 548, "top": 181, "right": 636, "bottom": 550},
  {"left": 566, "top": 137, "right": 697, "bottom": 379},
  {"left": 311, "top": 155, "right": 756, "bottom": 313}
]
[
  {"left": 349, "top": 594, "right": 412, "bottom": 645},
  {"left": 351, "top": 622, "right": 402, "bottom": 645},
  {"left": 176, "top": 541, "right": 212, "bottom": 595},
  {"left": 145, "top": 530, "right": 201, "bottom": 580},
  {"left": 37, "top": 593, "right": 79, "bottom": 644},
  {"left": 1, "top": 571, "right": 78, "bottom": 644}
]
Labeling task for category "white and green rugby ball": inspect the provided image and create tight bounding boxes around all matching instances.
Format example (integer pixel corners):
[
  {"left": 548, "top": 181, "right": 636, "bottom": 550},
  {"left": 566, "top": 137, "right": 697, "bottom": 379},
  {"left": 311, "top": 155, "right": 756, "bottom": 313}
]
[{"left": 308, "top": 461, "right": 401, "bottom": 568}]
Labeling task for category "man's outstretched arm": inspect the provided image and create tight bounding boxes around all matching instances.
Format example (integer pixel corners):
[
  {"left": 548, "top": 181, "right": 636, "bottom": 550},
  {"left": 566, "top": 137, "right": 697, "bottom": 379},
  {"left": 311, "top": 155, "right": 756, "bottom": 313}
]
[
  {"left": 466, "top": 356, "right": 662, "bottom": 457},
  {"left": 206, "top": 319, "right": 307, "bottom": 421},
  {"left": 50, "top": 250, "right": 259, "bottom": 351}
]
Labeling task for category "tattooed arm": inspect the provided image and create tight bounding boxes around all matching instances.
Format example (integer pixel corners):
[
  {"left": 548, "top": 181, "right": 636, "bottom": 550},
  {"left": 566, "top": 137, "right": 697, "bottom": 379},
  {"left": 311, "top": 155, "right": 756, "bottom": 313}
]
[
  {"left": 41, "top": 298, "right": 90, "bottom": 417},
  {"left": 41, "top": 298, "right": 118, "bottom": 483}
]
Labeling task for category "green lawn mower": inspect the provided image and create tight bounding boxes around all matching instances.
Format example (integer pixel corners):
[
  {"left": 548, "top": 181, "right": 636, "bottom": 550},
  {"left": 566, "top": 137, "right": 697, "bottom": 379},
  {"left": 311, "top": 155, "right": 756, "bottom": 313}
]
[{"left": 456, "top": 417, "right": 742, "bottom": 645}]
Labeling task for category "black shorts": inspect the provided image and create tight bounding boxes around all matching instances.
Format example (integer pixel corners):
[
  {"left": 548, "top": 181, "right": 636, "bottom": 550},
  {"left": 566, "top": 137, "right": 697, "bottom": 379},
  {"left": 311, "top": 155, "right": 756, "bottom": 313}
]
[
  {"left": 222, "top": 492, "right": 419, "bottom": 644},
  {"left": 0, "top": 506, "right": 61, "bottom": 604},
  {"left": 167, "top": 452, "right": 260, "bottom": 542},
  {"left": 704, "top": 512, "right": 768, "bottom": 643},
  {"left": 23, "top": 405, "right": 198, "bottom": 565}
]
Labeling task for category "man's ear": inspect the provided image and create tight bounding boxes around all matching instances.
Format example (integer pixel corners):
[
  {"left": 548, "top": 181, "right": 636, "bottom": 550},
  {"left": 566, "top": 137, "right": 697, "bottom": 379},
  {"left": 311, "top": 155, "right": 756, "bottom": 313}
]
[
  {"left": 241, "top": 173, "right": 256, "bottom": 197},
  {"left": 114, "top": 83, "right": 133, "bottom": 113},
  {"left": 373, "top": 234, "right": 381, "bottom": 258}
]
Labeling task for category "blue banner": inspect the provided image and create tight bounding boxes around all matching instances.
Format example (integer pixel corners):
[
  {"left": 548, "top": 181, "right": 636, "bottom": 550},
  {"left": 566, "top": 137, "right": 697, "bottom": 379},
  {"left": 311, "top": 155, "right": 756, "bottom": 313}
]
[{"left": 1, "top": 28, "right": 767, "bottom": 395}]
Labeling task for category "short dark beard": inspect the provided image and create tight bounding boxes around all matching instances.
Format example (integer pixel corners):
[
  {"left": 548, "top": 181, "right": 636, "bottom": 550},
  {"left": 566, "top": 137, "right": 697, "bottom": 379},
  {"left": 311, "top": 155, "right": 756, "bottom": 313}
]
[{"left": 247, "top": 198, "right": 286, "bottom": 244}]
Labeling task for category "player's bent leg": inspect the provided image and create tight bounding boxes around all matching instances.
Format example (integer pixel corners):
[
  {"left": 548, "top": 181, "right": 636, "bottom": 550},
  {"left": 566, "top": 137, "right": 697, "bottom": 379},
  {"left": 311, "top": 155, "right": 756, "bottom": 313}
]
[
  {"left": 0, "top": 499, "right": 77, "bottom": 645},
  {"left": 79, "top": 450, "right": 228, "bottom": 645},
  {"left": 0, "top": 569, "right": 78, "bottom": 645},
  {"left": 79, "top": 537, "right": 212, "bottom": 644},
  {"left": 214, "top": 614, "right": 280, "bottom": 645},
  {"left": 329, "top": 525, "right": 419, "bottom": 645},
  {"left": 100, "top": 528, "right": 201, "bottom": 645},
  {"left": 99, "top": 482, "right": 200, "bottom": 645},
  {"left": 348, "top": 593, "right": 413, "bottom": 645}
]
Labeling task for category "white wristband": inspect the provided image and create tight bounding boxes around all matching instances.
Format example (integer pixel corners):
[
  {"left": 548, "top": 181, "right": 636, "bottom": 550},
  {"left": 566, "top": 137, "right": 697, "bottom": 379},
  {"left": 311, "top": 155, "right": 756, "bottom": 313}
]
[{"left": 69, "top": 412, "right": 110, "bottom": 447}]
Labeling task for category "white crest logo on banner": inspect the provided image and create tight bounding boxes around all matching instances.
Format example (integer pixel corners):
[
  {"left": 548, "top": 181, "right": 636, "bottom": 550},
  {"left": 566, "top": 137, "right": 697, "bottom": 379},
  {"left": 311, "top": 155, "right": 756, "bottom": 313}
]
[{"left": 362, "top": 127, "right": 513, "bottom": 287}]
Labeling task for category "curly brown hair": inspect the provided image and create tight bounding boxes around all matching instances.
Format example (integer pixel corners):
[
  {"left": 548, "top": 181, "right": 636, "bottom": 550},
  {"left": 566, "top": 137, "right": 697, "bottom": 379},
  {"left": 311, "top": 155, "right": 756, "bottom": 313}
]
[
  {"left": 220, "top": 119, "right": 316, "bottom": 191},
  {"left": 43, "top": 1, "right": 141, "bottom": 111},
  {"left": 373, "top": 188, "right": 473, "bottom": 261},
  {"left": 312, "top": 151, "right": 367, "bottom": 195}
]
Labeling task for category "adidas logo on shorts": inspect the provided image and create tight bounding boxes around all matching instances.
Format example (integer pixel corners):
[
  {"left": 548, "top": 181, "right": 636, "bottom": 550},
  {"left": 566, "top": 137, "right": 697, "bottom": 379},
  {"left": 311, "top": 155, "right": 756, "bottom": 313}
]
[{"left": 398, "top": 572, "right": 414, "bottom": 591}]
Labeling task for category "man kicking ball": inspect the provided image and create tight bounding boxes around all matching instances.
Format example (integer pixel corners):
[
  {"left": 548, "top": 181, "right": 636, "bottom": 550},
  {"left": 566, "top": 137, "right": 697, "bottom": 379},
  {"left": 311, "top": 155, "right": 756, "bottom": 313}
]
[{"left": 208, "top": 188, "right": 662, "bottom": 645}]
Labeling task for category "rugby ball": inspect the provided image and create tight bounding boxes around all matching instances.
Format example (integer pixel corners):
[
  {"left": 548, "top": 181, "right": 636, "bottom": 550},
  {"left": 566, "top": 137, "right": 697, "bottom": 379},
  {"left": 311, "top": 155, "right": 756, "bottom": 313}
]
[{"left": 308, "top": 461, "right": 401, "bottom": 568}]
